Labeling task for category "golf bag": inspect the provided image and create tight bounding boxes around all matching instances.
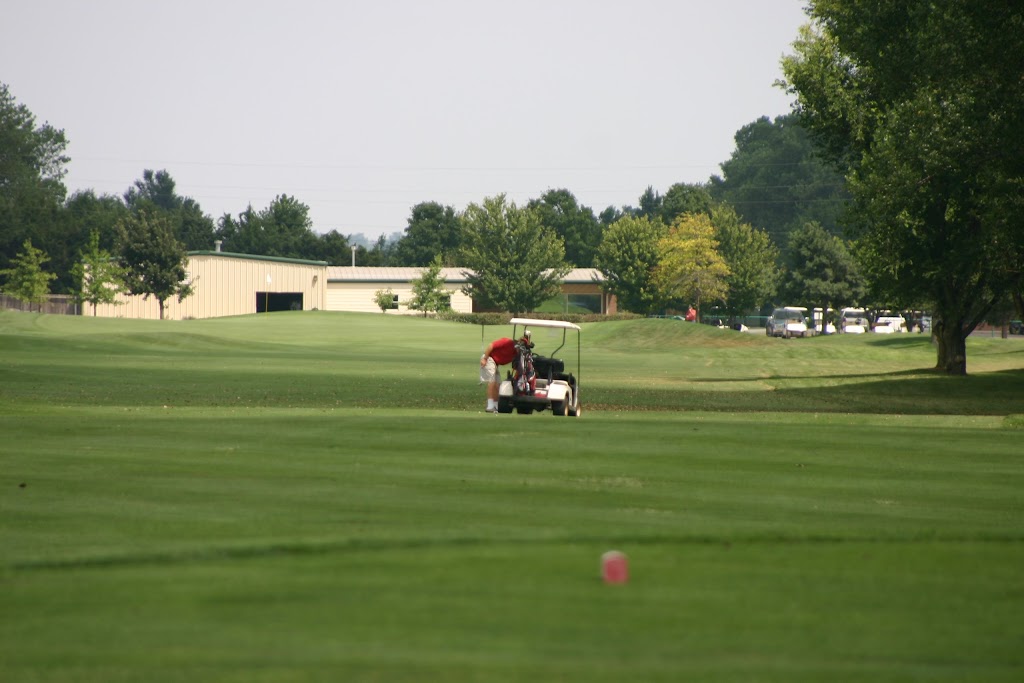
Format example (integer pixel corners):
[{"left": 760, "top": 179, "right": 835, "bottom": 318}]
[{"left": 512, "top": 339, "right": 536, "bottom": 396}]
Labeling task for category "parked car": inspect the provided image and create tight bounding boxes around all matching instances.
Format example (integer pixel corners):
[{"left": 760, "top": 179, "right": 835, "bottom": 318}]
[
  {"left": 873, "top": 310, "right": 908, "bottom": 333},
  {"left": 767, "top": 307, "right": 810, "bottom": 338},
  {"left": 840, "top": 307, "right": 870, "bottom": 334}
]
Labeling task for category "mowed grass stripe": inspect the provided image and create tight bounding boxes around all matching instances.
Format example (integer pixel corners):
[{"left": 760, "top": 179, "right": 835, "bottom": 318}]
[
  {"left": 4, "top": 543, "right": 1023, "bottom": 682},
  {"left": 5, "top": 409, "right": 1021, "bottom": 567}
]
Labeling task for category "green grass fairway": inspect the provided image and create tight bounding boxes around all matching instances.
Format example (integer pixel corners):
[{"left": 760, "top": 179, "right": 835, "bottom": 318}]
[{"left": 2, "top": 311, "right": 1023, "bottom": 682}]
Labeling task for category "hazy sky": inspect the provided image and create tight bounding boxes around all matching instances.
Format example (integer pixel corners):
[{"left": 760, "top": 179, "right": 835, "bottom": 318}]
[{"left": 3, "top": 0, "right": 808, "bottom": 241}]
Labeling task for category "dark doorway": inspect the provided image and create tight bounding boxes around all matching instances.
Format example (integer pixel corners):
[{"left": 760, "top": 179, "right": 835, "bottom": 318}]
[{"left": 256, "top": 292, "right": 303, "bottom": 313}]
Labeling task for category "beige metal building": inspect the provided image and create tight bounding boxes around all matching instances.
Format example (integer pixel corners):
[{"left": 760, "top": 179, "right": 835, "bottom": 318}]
[
  {"left": 87, "top": 256, "right": 612, "bottom": 320},
  {"left": 89, "top": 251, "right": 327, "bottom": 320}
]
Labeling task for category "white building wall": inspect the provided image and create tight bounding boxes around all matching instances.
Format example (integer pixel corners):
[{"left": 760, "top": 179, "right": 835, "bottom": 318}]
[
  {"left": 325, "top": 266, "right": 473, "bottom": 315},
  {"left": 323, "top": 267, "right": 609, "bottom": 314},
  {"left": 327, "top": 282, "right": 472, "bottom": 315}
]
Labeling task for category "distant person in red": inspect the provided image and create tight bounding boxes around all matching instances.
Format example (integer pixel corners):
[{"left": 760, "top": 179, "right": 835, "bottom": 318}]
[
  {"left": 479, "top": 331, "right": 531, "bottom": 413},
  {"left": 685, "top": 305, "right": 697, "bottom": 322}
]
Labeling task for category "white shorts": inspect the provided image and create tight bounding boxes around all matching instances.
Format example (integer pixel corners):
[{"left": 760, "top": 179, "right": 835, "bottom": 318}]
[{"left": 480, "top": 355, "right": 500, "bottom": 383}]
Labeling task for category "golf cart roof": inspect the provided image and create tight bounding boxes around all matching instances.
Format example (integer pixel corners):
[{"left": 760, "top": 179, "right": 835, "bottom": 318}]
[{"left": 510, "top": 318, "right": 581, "bottom": 331}]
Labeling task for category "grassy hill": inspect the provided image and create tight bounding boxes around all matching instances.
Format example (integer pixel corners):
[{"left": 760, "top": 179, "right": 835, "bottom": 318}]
[
  {"left": 3, "top": 311, "right": 1022, "bottom": 414},
  {"left": 2, "top": 311, "right": 1022, "bottom": 682}
]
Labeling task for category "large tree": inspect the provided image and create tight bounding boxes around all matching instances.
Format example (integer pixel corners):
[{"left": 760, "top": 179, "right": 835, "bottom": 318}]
[
  {"left": 216, "top": 195, "right": 318, "bottom": 259},
  {"left": 124, "top": 169, "right": 180, "bottom": 213},
  {"left": 124, "top": 169, "right": 215, "bottom": 251},
  {"left": 0, "top": 83, "right": 68, "bottom": 278},
  {"left": 394, "top": 201, "right": 461, "bottom": 266},
  {"left": 662, "top": 183, "right": 714, "bottom": 225},
  {"left": 712, "top": 205, "right": 780, "bottom": 320},
  {"left": 780, "top": 0, "right": 1024, "bottom": 374},
  {"left": 653, "top": 214, "right": 730, "bottom": 321},
  {"left": 312, "top": 229, "right": 353, "bottom": 265},
  {"left": 710, "top": 114, "right": 849, "bottom": 249},
  {"left": 595, "top": 215, "right": 666, "bottom": 315},
  {"left": 527, "top": 189, "right": 602, "bottom": 268},
  {"left": 783, "top": 221, "right": 864, "bottom": 332},
  {"left": 117, "top": 211, "right": 193, "bottom": 319},
  {"left": 459, "top": 195, "right": 569, "bottom": 315}
]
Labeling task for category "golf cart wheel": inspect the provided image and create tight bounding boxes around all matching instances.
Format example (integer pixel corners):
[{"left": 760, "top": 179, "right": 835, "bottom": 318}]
[
  {"left": 568, "top": 399, "right": 581, "bottom": 418},
  {"left": 551, "top": 399, "right": 568, "bottom": 416},
  {"left": 497, "top": 397, "right": 513, "bottom": 414}
]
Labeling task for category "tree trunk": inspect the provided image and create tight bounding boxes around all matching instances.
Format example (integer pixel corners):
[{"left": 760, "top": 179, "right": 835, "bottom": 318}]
[{"left": 935, "top": 319, "right": 968, "bottom": 375}]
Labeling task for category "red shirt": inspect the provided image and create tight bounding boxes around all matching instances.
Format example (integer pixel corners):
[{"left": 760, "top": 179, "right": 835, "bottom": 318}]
[{"left": 489, "top": 337, "right": 518, "bottom": 365}]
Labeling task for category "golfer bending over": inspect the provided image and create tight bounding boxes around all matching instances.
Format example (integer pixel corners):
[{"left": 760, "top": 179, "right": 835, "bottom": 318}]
[{"left": 479, "top": 331, "right": 531, "bottom": 413}]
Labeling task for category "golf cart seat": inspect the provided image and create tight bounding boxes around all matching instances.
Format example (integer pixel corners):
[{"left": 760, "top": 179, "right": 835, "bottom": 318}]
[{"left": 532, "top": 355, "right": 566, "bottom": 382}]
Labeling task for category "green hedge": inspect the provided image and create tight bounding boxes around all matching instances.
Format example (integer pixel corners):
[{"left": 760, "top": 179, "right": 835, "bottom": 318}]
[{"left": 437, "top": 311, "right": 644, "bottom": 326}]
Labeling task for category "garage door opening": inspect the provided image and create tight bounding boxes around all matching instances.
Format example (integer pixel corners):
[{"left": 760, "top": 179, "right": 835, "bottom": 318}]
[{"left": 256, "top": 292, "right": 303, "bottom": 313}]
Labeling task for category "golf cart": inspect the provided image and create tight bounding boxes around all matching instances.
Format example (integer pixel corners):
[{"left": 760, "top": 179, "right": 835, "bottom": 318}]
[{"left": 497, "top": 318, "right": 582, "bottom": 417}]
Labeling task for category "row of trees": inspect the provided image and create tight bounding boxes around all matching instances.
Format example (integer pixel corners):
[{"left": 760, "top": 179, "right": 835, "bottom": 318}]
[
  {"left": 4, "top": 0, "right": 1023, "bottom": 374},
  {"left": 3, "top": 212, "right": 195, "bottom": 320},
  {"left": 1, "top": 71, "right": 850, "bottom": 324},
  {"left": 1, "top": 179, "right": 842, "bottom": 326},
  {"left": 1, "top": 77, "right": 847, "bottom": 290},
  {"left": 374, "top": 193, "right": 850, "bottom": 322}
]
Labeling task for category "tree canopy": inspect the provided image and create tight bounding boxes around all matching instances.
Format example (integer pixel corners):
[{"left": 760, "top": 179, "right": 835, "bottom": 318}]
[
  {"left": 406, "top": 256, "right": 452, "bottom": 317},
  {"left": 783, "top": 221, "right": 864, "bottom": 327},
  {"left": 458, "top": 195, "right": 569, "bottom": 315},
  {"left": 394, "top": 202, "right": 461, "bottom": 267},
  {"left": 0, "top": 83, "right": 68, "bottom": 280},
  {"left": 780, "top": 0, "right": 1024, "bottom": 374},
  {"left": 527, "top": 189, "right": 602, "bottom": 268},
  {"left": 117, "top": 211, "right": 193, "bottom": 319},
  {"left": 124, "top": 169, "right": 215, "bottom": 251},
  {"left": 712, "top": 205, "right": 780, "bottom": 319},
  {"left": 0, "top": 239, "right": 56, "bottom": 311},
  {"left": 595, "top": 215, "right": 666, "bottom": 315},
  {"left": 216, "top": 195, "right": 318, "bottom": 259},
  {"left": 710, "top": 114, "right": 849, "bottom": 248},
  {"left": 653, "top": 214, "right": 730, "bottom": 320},
  {"left": 662, "top": 183, "right": 713, "bottom": 225},
  {"left": 72, "top": 230, "right": 125, "bottom": 316}
]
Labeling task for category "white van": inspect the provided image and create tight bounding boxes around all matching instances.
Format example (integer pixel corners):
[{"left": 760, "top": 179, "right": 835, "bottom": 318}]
[{"left": 766, "top": 307, "right": 810, "bottom": 339}]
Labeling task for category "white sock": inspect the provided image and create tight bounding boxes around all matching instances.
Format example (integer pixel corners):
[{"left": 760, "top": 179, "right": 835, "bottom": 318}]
[{"left": 487, "top": 399, "right": 497, "bottom": 410}]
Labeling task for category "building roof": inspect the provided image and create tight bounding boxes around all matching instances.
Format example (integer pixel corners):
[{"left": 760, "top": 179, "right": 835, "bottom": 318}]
[
  {"left": 326, "top": 267, "right": 470, "bottom": 283},
  {"left": 563, "top": 268, "right": 603, "bottom": 283},
  {"left": 326, "top": 266, "right": 603, "bottom": 283},
  {"left": 189, "top": 250, "right": 328, "bottom": 266}
]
